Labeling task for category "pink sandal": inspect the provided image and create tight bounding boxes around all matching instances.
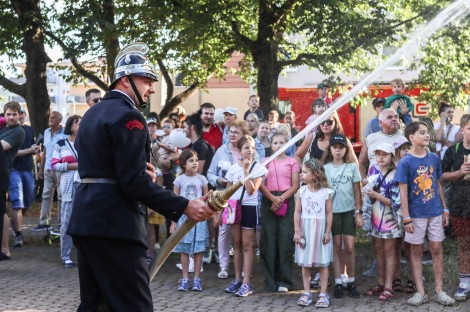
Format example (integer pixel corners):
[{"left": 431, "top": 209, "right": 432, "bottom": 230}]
[
  {"left": 367, "top": 284, "right": 384, "bottom": 297},
  {"left": 379, "top": 288, "right": 394, "bottom": 301}
]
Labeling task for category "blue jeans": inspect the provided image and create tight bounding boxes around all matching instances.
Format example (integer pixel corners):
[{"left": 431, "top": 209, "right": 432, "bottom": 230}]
[{"left": 9, "top": 170, "right": 35, "bottom": 209}]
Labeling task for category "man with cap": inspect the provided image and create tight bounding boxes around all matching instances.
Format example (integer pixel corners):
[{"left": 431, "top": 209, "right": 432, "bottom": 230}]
[
  {"left": 364, "top": 98, "right": 386, "bottom": 137},
  {"left": 222, "top": 107, "right": 238, "bottom": 145},
  {"left": 67, "top": 42, "right": 214, "bottom": 312},
  {"left": 317, "top": 82, "right": 332, "bottom": 106}
]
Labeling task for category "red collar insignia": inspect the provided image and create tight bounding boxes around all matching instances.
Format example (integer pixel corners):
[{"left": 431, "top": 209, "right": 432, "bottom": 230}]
[{"left": 125, "top": 120, "right": 144, "bottom": 131}]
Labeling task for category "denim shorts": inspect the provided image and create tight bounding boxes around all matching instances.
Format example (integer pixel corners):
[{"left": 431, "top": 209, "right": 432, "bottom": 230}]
[{"left": 9, "top": 170, "right": 35, "bottom": 209}]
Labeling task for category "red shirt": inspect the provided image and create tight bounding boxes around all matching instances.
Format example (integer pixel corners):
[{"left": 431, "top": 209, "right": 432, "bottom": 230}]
[{"left": 202, "top": 124, "right": 223, "bottom": 150}]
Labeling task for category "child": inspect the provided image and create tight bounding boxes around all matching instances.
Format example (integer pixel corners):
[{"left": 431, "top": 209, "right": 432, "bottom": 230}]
[
  {"left": 260, "top": 132, "right": 300, "bottom": 292},
  {"left": 223, "top": 135, "right": 267, "bottom": 297},
  {"left": 243, "top": 95, "right": 264, "bottom": 121},
  {"left": 323, "top": 134, "right": 363, "bottom": 299},
  {"left": 305, "top": 98, "right": 327, "bottom": 133},
  {"left": 442, "top": 114, "right": 470, "bottom": 302},
  {"left": 170, "top": 150, "right": 209, "bottom": 291},
  {"left": 393, "top": 137, "right": 416, "bottom": 294},
  {"left": 394, "top": 121, "right": 455, "bottom": 306},
  {"left": 364, "top": 97, "right": 385, "bottom": 137},
  {"left": 363, "top": 143, "right": 401, "bottom": 301},
  {"left": 384, "top": 78, "right": 413, "bottom": 126},
  {"left": 146, "top": 168, "right": 164, "bottom": 263},
  {"left": 157, "top": 119, "right": 180, "bottom": 174},
  {"left": 294, "top": 159, "right": 333, "bottom": 307}
]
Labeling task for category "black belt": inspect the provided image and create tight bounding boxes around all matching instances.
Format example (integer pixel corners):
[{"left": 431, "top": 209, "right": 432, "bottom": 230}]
[{"left": 81, "top": 178, "right": 117, "bottom": 184}]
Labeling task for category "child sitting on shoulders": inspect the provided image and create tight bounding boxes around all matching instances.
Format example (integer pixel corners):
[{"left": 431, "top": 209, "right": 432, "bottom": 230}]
[{"left": 385, "top": 78, "right": 413, "bottom": 126}]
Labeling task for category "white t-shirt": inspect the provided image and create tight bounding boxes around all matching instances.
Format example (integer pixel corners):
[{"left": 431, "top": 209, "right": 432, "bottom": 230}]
[
  {"left": 225, "top": 162, "right": 268, "bottom": 206},
  {"left": 434, "top": 121, "right": 460, "bottom": 159},
  {"left": 173, "top": 174, "right": 208, "bottom": 200}
]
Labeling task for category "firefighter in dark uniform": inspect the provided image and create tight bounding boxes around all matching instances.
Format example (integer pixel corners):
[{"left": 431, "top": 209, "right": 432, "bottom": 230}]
[{"left": 67, "top": 43, "right": 214, "bottom": 312}]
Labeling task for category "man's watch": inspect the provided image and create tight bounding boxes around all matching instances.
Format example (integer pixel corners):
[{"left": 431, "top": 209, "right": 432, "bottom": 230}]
[{"left": 355, "top": 210, "right": 363, "bottom": 215}]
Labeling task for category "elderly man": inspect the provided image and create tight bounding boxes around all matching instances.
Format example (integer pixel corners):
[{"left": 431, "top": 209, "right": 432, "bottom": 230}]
[
  {"left": 32, "top": 111, "right": 67, "bottom": 231},
  {"left": 359, "top": 108, "right": 405, "bottom": 181},
  {"left": 67, "top": 43, "right": 214, "bottom": 312}
]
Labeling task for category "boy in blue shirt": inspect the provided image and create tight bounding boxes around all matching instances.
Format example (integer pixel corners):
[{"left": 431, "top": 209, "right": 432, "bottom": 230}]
[{"left": 395, "top": 121, "right": 454, "bottom": 306}]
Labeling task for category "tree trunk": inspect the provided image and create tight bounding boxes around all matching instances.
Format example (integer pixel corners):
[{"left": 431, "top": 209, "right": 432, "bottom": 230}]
[
  {"left": 100, "top": 0, "right": 120, "bottom": 83},
  {"left": 253, "top": 2, "right": 281, "bottom": 116},
  {"left": 12, "top": 0, "right": 51, "bottom": 136}
]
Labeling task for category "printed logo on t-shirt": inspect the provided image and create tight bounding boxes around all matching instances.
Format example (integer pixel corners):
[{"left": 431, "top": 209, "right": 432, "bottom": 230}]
[
  {"left": 304, "top": 195, "right": 321, "bottom": 215},
  {"left": 185, "top": 184, "right": 198, "bottom": 200},
  {"left": 413, "top": 165, "right": 435, "bottom": 203}
]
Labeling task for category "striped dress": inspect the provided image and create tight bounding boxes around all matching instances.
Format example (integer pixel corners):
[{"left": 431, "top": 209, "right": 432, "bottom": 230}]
[{"left": 295, "top": 186, "right": 333, "bottom": 268}]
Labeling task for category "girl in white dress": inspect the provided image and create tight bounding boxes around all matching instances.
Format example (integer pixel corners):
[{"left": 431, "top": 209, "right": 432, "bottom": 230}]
[{"left": 294, "top": 159, "right": 333, "bottom": 308}]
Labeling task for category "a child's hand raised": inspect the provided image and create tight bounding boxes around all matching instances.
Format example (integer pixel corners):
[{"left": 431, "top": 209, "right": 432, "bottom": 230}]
[{"left": 242, "top": 159, "right": 251, "bottom": 170}]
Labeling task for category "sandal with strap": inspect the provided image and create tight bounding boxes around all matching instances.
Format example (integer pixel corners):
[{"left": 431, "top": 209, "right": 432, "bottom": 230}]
[
  {"left": 297, "top": 292, "right": 312, "bottom": 306},
  {"left": 392, "top": 278, "right": 403, "bottom": 292},
  {"left": 404, "top": 280, "right": 417, "bottom": 294},
  {"left": 315, "top": 294, "right": 330, "bottom": 308},
  {"left": 379, "top": 288, "right": 394, "bottom": 301},
  {"left": 367, "top": 284, "right": 384, "bottom": 296}
]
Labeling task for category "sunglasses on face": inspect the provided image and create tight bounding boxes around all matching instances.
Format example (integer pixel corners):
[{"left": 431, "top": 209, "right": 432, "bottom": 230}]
[
  {"left": 320, "top": 120, "right": 334, "bottom": 126},
  {"left": 92, "top": 98, "right": 103, "bottom": 104},
  {"left": 162, "top": 125, "right": 172, "bottom": 129}
]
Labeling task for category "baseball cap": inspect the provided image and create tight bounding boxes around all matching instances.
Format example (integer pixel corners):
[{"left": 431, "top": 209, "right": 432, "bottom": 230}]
[
  {"left": 330, "top": 134, "right": 348, "bottom": 147},
  {"left": 373, "top": 142, "right": 395, "bottom": 156},
  {"left": 393, "top": 136, "right": 411, "bottom": 150},
  {"left": 223, "top": 107, "right": 238, "bottom": 115},
  {"left": 372, "top": 97, "right": 386, "bottom": 107},
  {"left": 146, "top": 117, "right": 157, "bottom": 125},
  {"left": 318, "top": 82, "right": 330, "bottom": 89}
]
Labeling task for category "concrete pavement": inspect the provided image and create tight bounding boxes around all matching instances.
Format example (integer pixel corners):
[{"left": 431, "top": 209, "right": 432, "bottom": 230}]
[{"left": 1, "top": 218, "right": 469, "bottom": 311}]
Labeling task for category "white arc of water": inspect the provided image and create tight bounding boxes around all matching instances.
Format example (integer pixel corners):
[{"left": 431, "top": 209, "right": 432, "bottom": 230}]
[{"left": 243, "top": 0, "right": 470, "bottom": 183}]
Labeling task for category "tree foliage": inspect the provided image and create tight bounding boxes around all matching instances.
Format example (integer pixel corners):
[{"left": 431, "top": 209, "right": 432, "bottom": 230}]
[{"left": 411, "top": 19, "right": 470, "bottom": 115}]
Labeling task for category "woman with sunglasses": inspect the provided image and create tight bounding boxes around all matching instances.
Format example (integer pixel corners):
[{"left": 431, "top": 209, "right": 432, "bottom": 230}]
[{"left": 295, "top": 112, "right": 357, "bottom": 166}]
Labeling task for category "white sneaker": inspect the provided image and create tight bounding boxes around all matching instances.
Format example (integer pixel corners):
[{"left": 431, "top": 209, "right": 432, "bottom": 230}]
[
  {"left": 454, "top": 283, "right": 470, "bottom": 302},
  {"left": 277, "top": 286, "right": 288, "bottom": 292},
  {"left": 218, "top": 268, "right": 228, "bottom": 279}
]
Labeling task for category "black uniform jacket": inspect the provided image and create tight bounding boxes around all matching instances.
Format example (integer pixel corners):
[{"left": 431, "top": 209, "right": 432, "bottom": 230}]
[{"left": 67, "top": 91, "right": 189, "bottom": 246}]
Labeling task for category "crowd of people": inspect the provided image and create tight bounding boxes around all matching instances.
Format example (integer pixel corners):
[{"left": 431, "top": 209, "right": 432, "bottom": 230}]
[{"left": 1, "top": 75, "right": 470, "bottom": 309}]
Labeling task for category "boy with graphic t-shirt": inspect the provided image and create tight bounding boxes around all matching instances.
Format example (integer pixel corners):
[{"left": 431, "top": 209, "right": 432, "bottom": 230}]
[{"left": 394, "top": 121, "right": 454, "bottom": 307}]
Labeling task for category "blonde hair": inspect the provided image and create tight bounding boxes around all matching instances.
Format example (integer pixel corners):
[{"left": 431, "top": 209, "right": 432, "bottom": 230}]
[
  {"left": 275, "top": 124, "right": 291, "bottom": 138},
  {"left": 228, "top": 120, "right": 249, "bottom": 135},
  {"left": 390, "top": 78, "right": 405, "bottom": 87}
]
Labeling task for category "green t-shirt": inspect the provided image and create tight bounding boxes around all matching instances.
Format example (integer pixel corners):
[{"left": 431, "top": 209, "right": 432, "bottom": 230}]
[
  {"left": 324, "top": 162, "right": 361, "bottom": 213},
  {"left": 0, "top": 124, "right": 25, "bottom": 169}
]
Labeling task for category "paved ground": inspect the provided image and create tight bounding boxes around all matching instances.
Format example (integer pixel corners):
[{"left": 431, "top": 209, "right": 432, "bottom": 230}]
[{"left": 1, "top": 217, "right": 469, "bottom": 312}]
